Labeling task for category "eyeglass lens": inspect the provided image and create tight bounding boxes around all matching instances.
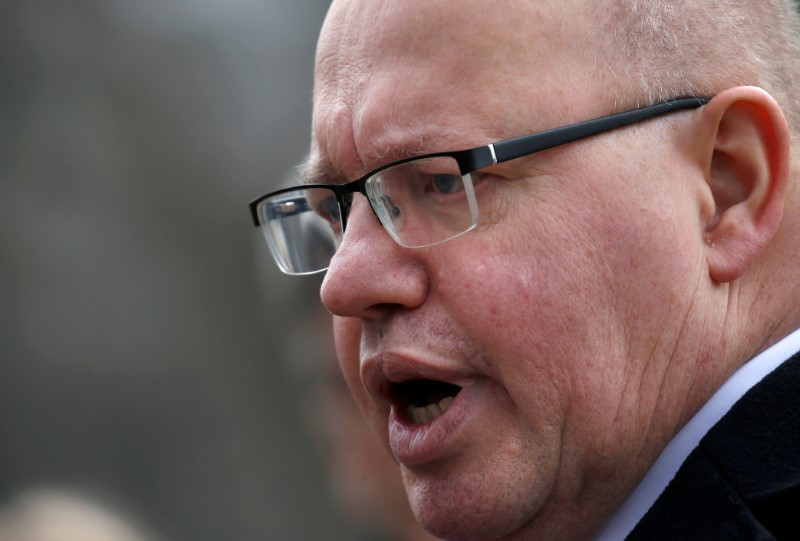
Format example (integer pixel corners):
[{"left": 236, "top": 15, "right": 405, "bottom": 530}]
[
  {"left": 256, "top": 155, "right": 479, "bottom": 274},
  {"left": 255, "top": 187, "right": 343, "bottom": 274},
  {"left": 366, "top": 156, "right": 478, "bottom": 248}
]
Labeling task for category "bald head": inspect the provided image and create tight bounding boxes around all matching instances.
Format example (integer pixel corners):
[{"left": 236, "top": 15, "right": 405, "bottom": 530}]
[
  {"left": 316, "top": 1, "right": 800, "bottom": 104},
  {"left": 310, "top": 0, "right": 800, "bottom": 178},
  {"left": 597, "top": 1, "right": 800, "bottom": 126}
]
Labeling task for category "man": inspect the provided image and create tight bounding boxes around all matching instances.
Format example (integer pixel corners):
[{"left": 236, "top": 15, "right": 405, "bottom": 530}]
[{"left": 250, "top": 1, "right": 800, "bottom": 539}]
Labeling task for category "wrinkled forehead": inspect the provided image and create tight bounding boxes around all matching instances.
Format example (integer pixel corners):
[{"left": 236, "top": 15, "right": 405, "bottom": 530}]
[
  {"left": 310, "top": 0, "right": 607, "bottom": 180},
  {"left": 316, "top": 1, "right": 507, "bottom": 85}
]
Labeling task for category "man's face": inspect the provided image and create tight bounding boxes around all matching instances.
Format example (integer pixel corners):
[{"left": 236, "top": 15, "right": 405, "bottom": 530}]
[{"left": 318, "top": 1, "right": 707, "bottom": 539}]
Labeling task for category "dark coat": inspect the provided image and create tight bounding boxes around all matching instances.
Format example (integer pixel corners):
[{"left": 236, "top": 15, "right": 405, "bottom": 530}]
[{"left": 627, "top": 352, "right": 800, "bottom": 540}]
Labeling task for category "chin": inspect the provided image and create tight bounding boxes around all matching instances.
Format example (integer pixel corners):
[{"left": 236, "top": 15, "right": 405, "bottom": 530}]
[
  {"left": 403, "top": 468, "right": 538, "bottom": 541},
  {"left": 414, "top": 504, "right": 530, "bottom": 541}
]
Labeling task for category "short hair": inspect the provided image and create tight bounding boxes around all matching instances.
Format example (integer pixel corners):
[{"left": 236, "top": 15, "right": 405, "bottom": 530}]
[{"left": 600, "top": 0, "right": 800, "bottom": 130}]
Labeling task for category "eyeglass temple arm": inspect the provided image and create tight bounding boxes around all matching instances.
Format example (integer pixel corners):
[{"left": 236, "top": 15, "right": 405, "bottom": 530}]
[{"left": 453, "top": 97, "right": 710, "bottom": 173}]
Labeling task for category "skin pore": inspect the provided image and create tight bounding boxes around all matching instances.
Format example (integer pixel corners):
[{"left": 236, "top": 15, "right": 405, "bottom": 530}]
[{"left": 313, "top": 1, "right": 800, "bottom": 539}]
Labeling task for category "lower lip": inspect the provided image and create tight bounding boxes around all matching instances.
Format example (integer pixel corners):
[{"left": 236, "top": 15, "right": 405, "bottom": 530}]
[{"left": 388, "top": 383, "right": 483, "bottom": 467}]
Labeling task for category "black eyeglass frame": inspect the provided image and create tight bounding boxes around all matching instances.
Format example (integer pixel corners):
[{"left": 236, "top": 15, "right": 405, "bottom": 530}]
[{"left": 249, "top": 97, "right": 710, "bottom": 230}]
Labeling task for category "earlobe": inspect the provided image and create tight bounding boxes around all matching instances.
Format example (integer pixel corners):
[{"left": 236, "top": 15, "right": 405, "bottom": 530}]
[{"left": 698, "top": 87, "right": 790, "bottom": 284}]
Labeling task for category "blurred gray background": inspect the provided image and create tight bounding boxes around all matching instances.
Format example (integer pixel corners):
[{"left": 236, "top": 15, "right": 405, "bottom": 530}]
[{"left": 0, "top": 1, "right": 357, "bottom": 539}]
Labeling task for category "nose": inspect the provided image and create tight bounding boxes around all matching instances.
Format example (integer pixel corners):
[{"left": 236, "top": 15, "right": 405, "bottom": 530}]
[{"left": 320, "top": 194, "right": 429, "bottom": 319}]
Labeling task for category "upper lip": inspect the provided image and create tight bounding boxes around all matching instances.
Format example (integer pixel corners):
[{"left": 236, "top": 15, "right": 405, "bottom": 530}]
[{"left": 361, "top": 348, "right": 476, "bottom": 407}]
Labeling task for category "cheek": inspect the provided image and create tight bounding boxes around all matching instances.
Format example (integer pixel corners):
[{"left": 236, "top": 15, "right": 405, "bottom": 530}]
[
  {"left": 448, "top": 206, "right": 617, "bottom": 352},
  {"left": 437, "top": 230, "right": 603, "bottom": 417},
  {"left": 433, "top": 160, "right": 688, "bottom": 423}
]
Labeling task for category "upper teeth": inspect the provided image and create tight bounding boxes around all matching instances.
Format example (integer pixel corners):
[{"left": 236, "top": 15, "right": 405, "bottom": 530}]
[{"left": 407, "top": 396, "right": 454, "bottom": 425}]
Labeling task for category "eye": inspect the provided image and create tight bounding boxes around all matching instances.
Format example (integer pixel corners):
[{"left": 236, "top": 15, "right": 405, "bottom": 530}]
[
  {"left": 309, "top": 192, "right": 341, "bottom": 224},
  {"left": 320, "top": 196, "right": 341, "bottom": 223},
  {"left": 431, "top": 173, "right": 463, "bottom": 194},
  {"left": 380, "top": 195, "right": 401, "bottom": 218}
]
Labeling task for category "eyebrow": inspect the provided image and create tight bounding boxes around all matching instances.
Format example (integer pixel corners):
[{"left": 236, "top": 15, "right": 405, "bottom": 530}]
[
  {"left": 375, "top": 129, "right": 477, "bottom": 163},
  {"left": 297, "top": 154, "right": 343, "bottom": 186},
  {"left": 299, "top": 129, "right": 481, "bottom": 186}
]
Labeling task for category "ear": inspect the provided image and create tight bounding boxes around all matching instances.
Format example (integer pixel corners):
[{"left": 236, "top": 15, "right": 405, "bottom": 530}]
[{"left": 696, "top": 87, "right": 790, "bottom": 284}]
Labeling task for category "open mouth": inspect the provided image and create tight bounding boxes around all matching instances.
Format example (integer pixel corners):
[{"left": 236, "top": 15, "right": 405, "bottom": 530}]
[{"left": 390, "top": 380, "right": 462, "bottom": 425}]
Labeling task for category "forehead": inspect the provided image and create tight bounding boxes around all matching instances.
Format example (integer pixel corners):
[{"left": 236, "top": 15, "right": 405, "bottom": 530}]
[{"left": 309, "top": 0, "right": 609, "bottom": 182}]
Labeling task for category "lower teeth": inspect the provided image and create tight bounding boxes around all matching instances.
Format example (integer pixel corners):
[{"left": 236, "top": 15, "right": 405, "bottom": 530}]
[{"left": 407, "top": 395, "right": 454, "bottom": 425}]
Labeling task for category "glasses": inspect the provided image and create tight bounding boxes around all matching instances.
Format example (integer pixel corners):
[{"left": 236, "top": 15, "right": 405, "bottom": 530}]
[{"left": 249, "top": 97, "right": 710, "bottom": 275}]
